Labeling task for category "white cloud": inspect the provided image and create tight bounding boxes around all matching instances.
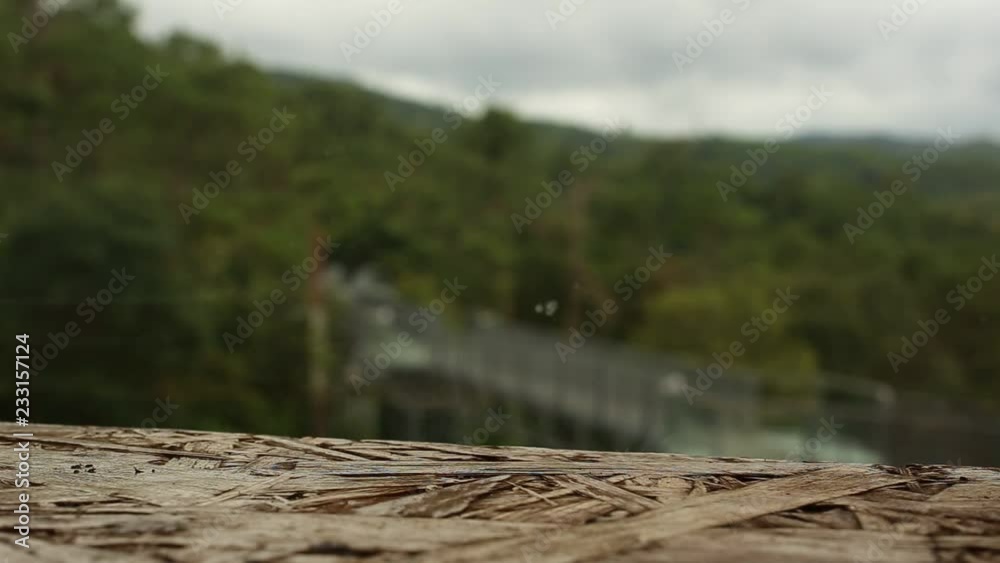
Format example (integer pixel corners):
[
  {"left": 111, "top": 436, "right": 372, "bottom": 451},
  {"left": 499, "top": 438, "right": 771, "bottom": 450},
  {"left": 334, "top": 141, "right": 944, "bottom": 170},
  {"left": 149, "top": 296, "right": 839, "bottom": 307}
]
[{"left": 123, "top": 0, "right": 1000, "bottom": 140}]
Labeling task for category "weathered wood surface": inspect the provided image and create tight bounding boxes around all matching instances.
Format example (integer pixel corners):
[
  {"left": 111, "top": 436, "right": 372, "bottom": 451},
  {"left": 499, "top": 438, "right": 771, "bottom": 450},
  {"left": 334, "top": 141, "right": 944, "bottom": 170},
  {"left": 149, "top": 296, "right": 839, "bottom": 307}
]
[{"left": 1, "top": 423, "right": 998, "bottom": 562}]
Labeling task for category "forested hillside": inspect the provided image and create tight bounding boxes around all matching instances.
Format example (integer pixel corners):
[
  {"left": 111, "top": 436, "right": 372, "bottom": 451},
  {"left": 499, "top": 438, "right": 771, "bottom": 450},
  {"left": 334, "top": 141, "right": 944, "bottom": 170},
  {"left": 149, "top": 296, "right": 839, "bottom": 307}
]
[{"left": 2, "top": 0, "right": 998, "bottom": 436}]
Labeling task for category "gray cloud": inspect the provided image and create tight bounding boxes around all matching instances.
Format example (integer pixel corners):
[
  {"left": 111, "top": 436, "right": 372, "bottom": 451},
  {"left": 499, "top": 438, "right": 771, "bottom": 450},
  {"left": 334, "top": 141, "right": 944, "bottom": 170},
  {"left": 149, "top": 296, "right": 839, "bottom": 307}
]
[{"left": 124, "top": 0, "right": 1000, "bottom": 140}]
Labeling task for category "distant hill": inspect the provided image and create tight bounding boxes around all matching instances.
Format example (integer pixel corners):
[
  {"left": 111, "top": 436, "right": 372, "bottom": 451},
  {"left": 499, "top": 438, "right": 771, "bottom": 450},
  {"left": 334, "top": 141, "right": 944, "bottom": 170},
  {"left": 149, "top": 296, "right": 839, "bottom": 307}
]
[
  {"left": 270, "top": 69, "right": 1000, "bottom": 199},
  {"left": 269, "top": 69, "right": 643, "bottom": 157}
]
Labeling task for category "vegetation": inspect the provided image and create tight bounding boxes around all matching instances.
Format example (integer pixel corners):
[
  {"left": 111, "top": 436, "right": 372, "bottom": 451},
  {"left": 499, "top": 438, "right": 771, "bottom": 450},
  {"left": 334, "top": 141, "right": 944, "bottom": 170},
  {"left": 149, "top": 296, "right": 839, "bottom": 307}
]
[{"left": 2, "top": 0, "right": 998, "bottom": 436}]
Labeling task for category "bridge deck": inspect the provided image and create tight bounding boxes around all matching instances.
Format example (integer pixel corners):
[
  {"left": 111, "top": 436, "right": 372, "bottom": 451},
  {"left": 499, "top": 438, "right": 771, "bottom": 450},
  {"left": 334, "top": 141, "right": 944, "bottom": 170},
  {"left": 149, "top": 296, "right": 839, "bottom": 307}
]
[{"left": 2, "top": 423, "right": 998, "bottom": 562}]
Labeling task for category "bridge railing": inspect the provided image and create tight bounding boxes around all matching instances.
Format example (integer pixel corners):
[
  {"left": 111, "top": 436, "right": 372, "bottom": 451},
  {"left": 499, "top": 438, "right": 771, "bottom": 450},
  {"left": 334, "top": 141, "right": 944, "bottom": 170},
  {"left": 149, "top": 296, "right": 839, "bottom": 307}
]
[{"left": 346, "top": 302, "right": 1000, "bottom": 465}]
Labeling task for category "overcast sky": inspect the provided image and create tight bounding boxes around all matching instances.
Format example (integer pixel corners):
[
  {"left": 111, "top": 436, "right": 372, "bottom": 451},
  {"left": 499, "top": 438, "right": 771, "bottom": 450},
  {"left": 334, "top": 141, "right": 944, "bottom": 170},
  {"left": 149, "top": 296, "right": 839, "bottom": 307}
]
[{"left": 122, "top": 0, "right": 1000, "bottom": 141}]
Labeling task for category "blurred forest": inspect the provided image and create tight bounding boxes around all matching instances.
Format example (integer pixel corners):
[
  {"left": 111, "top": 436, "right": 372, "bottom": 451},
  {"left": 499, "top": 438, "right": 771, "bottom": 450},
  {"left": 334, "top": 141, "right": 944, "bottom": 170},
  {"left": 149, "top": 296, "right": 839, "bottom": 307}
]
[{"left": 2, "top": 0, "right": 999, "bottom": 437}]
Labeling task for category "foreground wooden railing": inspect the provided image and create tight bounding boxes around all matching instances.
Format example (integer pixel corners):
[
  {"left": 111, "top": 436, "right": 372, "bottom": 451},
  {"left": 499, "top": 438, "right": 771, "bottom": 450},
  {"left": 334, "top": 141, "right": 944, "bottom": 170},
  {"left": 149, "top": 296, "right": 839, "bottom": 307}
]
[{"left": 1, "top": 423, "right": 997, "bottom": 562}]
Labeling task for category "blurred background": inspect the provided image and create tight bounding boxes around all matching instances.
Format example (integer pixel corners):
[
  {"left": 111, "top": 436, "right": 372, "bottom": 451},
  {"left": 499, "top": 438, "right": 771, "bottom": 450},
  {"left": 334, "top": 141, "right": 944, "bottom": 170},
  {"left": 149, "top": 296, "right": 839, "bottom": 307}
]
[{"left": 2, "top": 0, "right": 999, "bottom": 466}]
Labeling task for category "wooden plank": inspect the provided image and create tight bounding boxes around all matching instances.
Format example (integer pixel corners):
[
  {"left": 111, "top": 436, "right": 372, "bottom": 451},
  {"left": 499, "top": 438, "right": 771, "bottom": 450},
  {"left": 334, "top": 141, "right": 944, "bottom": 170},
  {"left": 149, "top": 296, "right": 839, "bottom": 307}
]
[
  {"left": 0, "top": 511, "right": 555, "bottom": 560},
  {"left": 356, "top": 474, "right": 513, "bottom": 517},
  {"left": 606, "top": 529, "right": 939, "bottom": 563},
  {"left": 416, "top": 467, "right": 913, "bottom": 562},
  {"left": 548, "top": 474, "right": 664, "bottom": 514},
  {"left": 1, "top": 423, "right": 996, "bottom": 563}
]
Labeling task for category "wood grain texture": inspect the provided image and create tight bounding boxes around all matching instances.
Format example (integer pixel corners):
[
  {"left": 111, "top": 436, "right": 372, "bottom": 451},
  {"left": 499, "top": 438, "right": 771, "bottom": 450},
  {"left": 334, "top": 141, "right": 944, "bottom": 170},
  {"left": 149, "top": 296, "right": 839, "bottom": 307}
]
[{"left": 1, "top": 423, "right": 997, "bottom": 562}]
